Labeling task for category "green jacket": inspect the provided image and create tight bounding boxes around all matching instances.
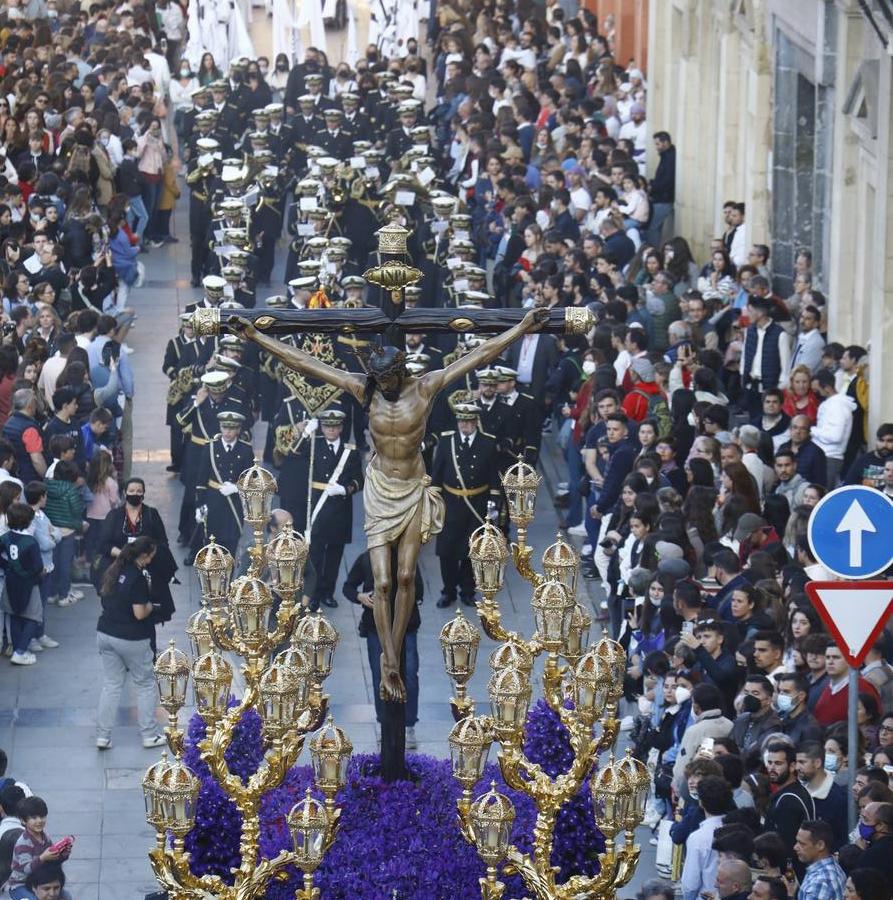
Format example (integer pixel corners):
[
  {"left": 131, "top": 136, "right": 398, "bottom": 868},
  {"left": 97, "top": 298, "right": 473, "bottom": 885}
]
[{"left": 44, "top": 479, "right": 84, "bottom": 529}]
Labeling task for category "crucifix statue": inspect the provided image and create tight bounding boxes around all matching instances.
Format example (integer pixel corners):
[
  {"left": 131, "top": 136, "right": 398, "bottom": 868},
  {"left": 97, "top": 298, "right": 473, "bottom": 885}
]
[{"left": 193, "top": 223, "right": 593, "bottom": 779}]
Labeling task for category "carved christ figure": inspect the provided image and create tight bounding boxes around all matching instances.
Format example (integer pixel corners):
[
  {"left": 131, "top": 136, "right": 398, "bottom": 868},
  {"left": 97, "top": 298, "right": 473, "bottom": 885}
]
[{"left": 232, "top": 308, "right": 549, "bottom": 700}]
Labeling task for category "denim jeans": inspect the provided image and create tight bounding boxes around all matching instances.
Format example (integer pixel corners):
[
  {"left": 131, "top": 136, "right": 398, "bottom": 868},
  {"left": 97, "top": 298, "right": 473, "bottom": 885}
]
[
  {"left": 9, "top": 613, "right": 40, "bottom": 654},
  {"left": 128, "top": 194, "right": 149, "bottom": 240},
  {"left": 52, "top": 533, "right": 76, "bottom": 599},
  {"left": 142, "top": 180, "right": 162, "bottom": 237},
  {"left": 365, "top": 630, "right": 419, "bottom": 726},
  {"left": 564, "top": 438, "right": 584, "bottom": 528},
  {"left": 36, "top": 573, "right": 52, "bottom": 637}
]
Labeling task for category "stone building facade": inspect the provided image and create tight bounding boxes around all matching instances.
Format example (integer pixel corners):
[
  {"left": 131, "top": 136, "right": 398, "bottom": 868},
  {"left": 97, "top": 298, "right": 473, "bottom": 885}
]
[{"left": 646, "top": 0, "right": 893, "bottom": 432}]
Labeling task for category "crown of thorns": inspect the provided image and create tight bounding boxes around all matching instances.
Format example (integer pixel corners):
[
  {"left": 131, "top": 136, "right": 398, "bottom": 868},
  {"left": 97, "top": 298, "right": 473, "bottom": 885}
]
[{"left": 359, "top": 345, "right": 406, "bottom": 378}]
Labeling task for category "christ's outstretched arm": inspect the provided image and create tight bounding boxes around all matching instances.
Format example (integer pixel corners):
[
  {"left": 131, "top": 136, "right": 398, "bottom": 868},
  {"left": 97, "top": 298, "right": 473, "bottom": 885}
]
[{"left": 231, "top": 317, "right": 367, "bottom": 403}]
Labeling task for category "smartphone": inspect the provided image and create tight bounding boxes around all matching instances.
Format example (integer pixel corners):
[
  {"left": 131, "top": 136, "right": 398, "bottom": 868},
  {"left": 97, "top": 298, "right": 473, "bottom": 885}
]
[
  {"left": 682, "top": 621, "right": 694, "bottom": 636},
  {"left": 700, "top": 737, "right": 714, "bottom": 754}
]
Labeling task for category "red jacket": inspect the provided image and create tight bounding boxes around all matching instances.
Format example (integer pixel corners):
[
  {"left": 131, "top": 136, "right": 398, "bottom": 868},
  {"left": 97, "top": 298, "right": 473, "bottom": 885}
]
[
  {"left": 814, "top": 677, "right": 880, "bottom": 727},
  {"left": 621, "top": 380, "right": 662, "bottom": 422}
]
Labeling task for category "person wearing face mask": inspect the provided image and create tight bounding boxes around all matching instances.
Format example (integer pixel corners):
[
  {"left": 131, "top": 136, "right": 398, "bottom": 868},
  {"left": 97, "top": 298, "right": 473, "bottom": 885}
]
[
  {"left": 672, "top": 682, "right": 733, "bottom": 794},
  {"left": 856, "top": 801, "right": 893, "bottom": 877},
  {"left": 731, "top": 674, "right": 782, "bottom": 755},
  {"left": 775, "top": 673, "right": 823, "bottom": 745},
  {"left": 794, "top": 742, "right": 848, "bottom": 849},
  {"left": 95, "top": 477, "right": 177, "bottom": 630}
]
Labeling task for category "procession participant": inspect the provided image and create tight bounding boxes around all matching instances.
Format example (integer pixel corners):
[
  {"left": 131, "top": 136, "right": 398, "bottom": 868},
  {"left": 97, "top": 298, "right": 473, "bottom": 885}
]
[
  {"left": 192, "top": 410, "right": 254, "bottom": 559},
  {"left": 431, "top": 403, "right": 501, "bottom": 608}
]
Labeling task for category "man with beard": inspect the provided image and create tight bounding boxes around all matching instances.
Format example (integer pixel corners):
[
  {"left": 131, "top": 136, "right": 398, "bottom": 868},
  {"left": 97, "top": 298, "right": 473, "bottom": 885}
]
[
  {"left": 763, "top": 742, "right": 816, "bottom": 875},
  {"left": 231, "top": 307, "right": 549, "bottom": 701},
  {"left": 844, "top": 422, "right": 893, "bottom": 487}
]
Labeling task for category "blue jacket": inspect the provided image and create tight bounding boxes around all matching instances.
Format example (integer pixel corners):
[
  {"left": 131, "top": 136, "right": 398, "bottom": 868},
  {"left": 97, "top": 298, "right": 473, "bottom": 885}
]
[{"left": 596, "top": 439, "right": 637, "bottom": 516}]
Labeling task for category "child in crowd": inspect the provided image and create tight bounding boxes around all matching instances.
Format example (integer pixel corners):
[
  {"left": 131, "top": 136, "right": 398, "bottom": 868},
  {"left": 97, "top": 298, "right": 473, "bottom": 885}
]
[
  {"left": 6, "top": 796, "right": 71, "bottom": 899},
  {"left": 24, "top": 482, "right": 60, "bottom": 652},
  {"left": 0, "top": 504, "right": 44, "bottom": 666},
  {"left": 43, "top": 461, "right": 86, "bottom": 608}
]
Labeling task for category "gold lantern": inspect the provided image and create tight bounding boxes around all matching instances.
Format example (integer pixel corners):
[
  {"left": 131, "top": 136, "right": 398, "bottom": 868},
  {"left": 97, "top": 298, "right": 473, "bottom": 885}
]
[
  {"left": 573, "top": 647, "right": 612, "bottom": 725},
  {"left": 259, "top": 661, "right": 307, "bottom": 739},
  {"left": 468, "top": 522, "right": 509, "bottom": 602},
  {"left": 500, "top": 461, "right": 540, "bottom": 531},
  {"left": 617, "top": 749, "right": 650, "bottom": 831},
  {"left": 565, "top": 603, "right": 592, "bottom": 665},
  {"left": 487, "top": 667, "right": 531, "bottom": 742},
  {"left": 594, "top": 637, "right": 627, "bottom": 703},
  {"left": 229, "top": 576, "right": 274, "bottom": 652},
  {"left": 542, "top": 533, "right": 579, "bottom": 597},
  {"left": 193, "top": 537, "right": 234, "bottom": 610},
  {"left": 439, "top": 609, "right": 481, "bottom": 704},
  {"left": 236, "top": 459, "right": 277, "bottom": 528},
  {"left": 590, "top": 758, "right": 631, "bottom": 840},
  {"left": 142, "top": 753, "right": 169, "bottom": 830},
  {"left": 448, "top": 716, "right": 493, "bottom": 793},
  {"left": 287, "top": 788, "right": 329, "bottom": 873},
  {"left": 530, "top": 580, "right": 575, "bottom": 653},
  {"left": 192, "top": 650, "right": 233, "bottom": 722},
  {"left": 309, "top": 715, "right": 353, "bottom": 799},
  {"left": 154, "top": 640, "right": 191, "bottom": 719},
  {"left": 157, "top": 759, "right": 200, "bottom": 839},
  {"left": 273, "top": 644, "right": 311, "bottom": 709},
  {"left": 489, "top": 641, "right": 534, "bottom": 678},
  {"left": 185, "top": 608, "right": 215, "bottom": 659},
  {"left": 373, "top": 221, "right": 410, "bottom": 255},
  {"left": 293, "top": 613, "right": 339, "bottom": 685},
  {"left": 265, "top": 523, "right": 308, "bottom": 598},
  {"left": 469, "top": 782, "right": 515, "bottom": 867}
]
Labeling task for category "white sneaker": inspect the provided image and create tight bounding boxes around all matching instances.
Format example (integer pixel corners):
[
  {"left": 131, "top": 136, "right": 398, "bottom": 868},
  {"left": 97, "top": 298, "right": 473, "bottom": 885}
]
[
  {"left": 619, "top": 715, "right": 635, "bottom": 732},
  {"left": 57, "top": 594, "right": 80, "bottom": 607},
  {"left": 96, "top": 737, "right": 112, "bottom": 750},
  {"left": 405, "top": 726, "right": 417, "bottom": 750},
  {"left": 69, "top": 589, "right": 84, "bottom": 600},
  {"left": 46, "top": 595, "right": 59, "bottom": 605},
  {"left": 27, "top": 640, "right": 44, "bottom": 653},
  {"left": 142, "top": 734, "right": 166, "bottom": 748},
  {"left": 10, "top": 651, "right": 37, "bottom": 666},
  {"left": 581, "top": 543, "right": 592, "bottom": 555},
  {"left": 567, "top": 523, "right": 588, "bottom": 537},
  {"left": 39, "top": 635, "right": 60, "bottom": 649}
]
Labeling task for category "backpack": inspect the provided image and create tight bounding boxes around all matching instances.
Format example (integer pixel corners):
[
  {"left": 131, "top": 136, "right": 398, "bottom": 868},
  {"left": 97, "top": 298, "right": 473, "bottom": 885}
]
[{"left": 632, "top": 388, "right": 672, "bottom": 436}]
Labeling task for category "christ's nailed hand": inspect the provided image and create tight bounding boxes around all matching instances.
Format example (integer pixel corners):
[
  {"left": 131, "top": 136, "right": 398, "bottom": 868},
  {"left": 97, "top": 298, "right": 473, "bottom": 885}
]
[
  {"left": 228, "top": 315, "right": 257, "bottom": 339},
  {"left": 522, "top": 307, "right": 550, "bottom": 331}
]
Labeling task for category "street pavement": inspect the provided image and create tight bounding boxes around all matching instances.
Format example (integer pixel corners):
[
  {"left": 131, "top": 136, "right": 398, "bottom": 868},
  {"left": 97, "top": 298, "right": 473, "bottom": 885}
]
[{"left": 0, "top": 161, "right": 658, "bottom": 900}]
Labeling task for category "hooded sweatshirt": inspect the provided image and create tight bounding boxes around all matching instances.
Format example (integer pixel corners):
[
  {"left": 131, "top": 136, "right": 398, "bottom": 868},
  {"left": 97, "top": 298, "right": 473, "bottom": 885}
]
[{"left": 811, "top": 393, "right": 856, "bottom": 460}]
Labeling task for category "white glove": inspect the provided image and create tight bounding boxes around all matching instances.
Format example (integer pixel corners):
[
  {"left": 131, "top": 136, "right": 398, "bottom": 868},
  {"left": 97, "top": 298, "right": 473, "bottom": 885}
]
[
  {"left": 219, "top": 481, "right": 238, "bottom": 496},
  {"left": 195, "top": 505, "right": 207, "bottom": 523},
  {"left": 324, "top": 483, "right": 346, "bottom": 497},
  {"left": 303, "top": 418, "right": 318, "bottom": 436}
]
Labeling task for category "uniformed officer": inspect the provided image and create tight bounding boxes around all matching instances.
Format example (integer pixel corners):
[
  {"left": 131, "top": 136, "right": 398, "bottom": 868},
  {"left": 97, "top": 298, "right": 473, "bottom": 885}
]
[
  {"left": 474, "top": 368, "right": 508, "bottom": 450},
  {"left": 176, "top": 370, "right": 248, "bottom": 549},
  {"left": 192, "top": 410, "right": 254, "bottom": 559},
  {"left": 284, "top": 407, "right": 363, "bottom": 610},
  {"left": 431, "top": 403, "right": 501, "bottom": 608},
  {"left": 315, "top": 108, "right": 353, "bottom": 161},
  {"left": 163, "top": 312, "right": 202, "bottom": 473},
  {"left": 494, "top": 365, "right": 541, "bottom": 467}
]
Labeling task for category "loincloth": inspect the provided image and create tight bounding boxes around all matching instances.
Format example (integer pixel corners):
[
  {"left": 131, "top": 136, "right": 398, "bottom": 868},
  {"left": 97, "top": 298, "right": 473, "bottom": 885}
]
[{"left": 363, "top": 463, "right": 445, "bottom": 549}]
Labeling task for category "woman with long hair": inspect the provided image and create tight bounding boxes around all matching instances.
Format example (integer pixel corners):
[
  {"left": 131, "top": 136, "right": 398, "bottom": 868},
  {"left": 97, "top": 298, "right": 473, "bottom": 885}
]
[
  {"left": 720, "top": 462, "right": 760, "bottom": 514},
  {"left": 268, "top": 54, "right": 290, "bottom": 102},
  {"left": 682, "top": 485, "right": 718, "bottom": 574},
  {"left": 95, "top": 536, "right": 164, "bottom": 750},
  {"left": 85, "top": 450, "right": 119, "bottom": 560},
  {"left": 197, "top": 53, "right": 221, "bottom": 86}
]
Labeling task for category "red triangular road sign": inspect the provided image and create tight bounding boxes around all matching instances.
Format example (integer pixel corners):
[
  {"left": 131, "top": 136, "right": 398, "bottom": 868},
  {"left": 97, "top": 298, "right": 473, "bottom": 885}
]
[{"left": 805, "top": 581, "right": 893, "bottom": 667}]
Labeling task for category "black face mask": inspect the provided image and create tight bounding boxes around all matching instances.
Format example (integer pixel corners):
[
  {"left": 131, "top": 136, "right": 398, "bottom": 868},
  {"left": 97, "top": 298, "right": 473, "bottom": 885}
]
[
  {"left": 741, "top": 694, "right": 762, "bottom": 714},
  {"left": 125, "top": 493, "right": 144, "bottom": 507},
  {"left": 276, "top": 62, "right": 288, "bottom": 71}
]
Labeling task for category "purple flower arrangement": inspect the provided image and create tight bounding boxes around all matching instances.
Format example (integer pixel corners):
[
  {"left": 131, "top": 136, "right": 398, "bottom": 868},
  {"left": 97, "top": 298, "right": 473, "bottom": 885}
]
[{"left": 181, "top": 699, "right": 605, "bottom": 898}]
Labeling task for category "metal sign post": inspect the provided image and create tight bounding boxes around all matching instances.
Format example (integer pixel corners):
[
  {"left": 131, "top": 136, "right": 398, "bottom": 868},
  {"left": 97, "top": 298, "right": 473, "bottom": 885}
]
[{"left": 806, "top": 486, "right": 893, "bottom": 834}]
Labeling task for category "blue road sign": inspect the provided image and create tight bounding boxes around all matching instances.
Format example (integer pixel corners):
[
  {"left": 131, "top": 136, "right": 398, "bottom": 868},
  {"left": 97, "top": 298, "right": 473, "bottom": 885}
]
[{"left": 807, "top": 485, "right": 893, "bottom": 579}]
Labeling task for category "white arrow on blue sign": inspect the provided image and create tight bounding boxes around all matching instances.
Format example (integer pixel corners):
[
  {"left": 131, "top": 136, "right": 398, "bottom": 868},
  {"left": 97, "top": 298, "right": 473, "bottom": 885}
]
[{"left": 807, "top": 485, "right": 893, "bottom": 579}]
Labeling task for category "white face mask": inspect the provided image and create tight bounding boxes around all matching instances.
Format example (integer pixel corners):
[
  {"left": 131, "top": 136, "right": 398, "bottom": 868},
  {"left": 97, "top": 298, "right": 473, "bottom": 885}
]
[
  {"left": 675, "top": 686, "right": 691, "bottom": 705},
  {"left": 582, "top": 360, "right": 596, "bottom": 376}
]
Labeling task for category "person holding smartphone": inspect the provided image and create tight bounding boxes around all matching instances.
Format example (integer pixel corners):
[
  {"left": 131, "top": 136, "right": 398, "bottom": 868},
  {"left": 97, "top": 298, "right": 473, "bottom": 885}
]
[{"left": 6, "top": 796, "right": 72, "bottom": 899}]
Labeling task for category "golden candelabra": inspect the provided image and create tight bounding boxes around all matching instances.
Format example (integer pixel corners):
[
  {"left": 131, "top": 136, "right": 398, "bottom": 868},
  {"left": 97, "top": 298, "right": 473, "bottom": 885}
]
[
  {"left": 440, "top": 462, "right": 648, "bottom": 900},
  {"left": 144, "top": 461, "right": 352, "bottom": 900}
]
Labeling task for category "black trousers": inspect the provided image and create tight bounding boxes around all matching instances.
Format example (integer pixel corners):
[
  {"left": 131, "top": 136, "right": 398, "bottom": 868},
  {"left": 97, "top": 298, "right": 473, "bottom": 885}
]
[
  {"left": 439, "top": 553, "right": 475, "bottom": 601},
  {"left": 309, "top": 541, "right": 345, "bottom": 603}
]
